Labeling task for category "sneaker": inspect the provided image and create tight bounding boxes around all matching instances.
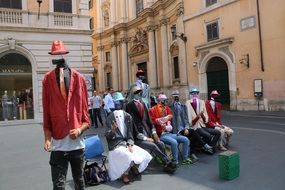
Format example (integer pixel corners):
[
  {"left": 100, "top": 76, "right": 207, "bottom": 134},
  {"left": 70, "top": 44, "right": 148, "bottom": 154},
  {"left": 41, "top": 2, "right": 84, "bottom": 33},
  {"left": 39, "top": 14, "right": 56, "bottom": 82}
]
[
  {"left": 219, "top": 145, "right": 227, "bottom": 151},
  {"left": 182, "top": 158, "right": 192, "bottom": 165},
  {"left": 190, "top": 154, "right": 199, "bottom": 163}
]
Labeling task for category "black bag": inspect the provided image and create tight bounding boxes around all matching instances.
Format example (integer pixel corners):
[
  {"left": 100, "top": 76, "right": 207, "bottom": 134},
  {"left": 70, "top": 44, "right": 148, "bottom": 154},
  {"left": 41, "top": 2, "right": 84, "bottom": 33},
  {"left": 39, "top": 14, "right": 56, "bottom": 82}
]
[{"left": 83, "top": 162, "right": 110, "bottom": 186}]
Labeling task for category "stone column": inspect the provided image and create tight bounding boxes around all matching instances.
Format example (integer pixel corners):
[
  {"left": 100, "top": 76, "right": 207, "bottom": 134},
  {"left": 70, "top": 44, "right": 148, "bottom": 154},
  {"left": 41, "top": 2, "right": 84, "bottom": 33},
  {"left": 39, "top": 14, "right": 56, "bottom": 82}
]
[
  {"left": 121, "top": 0, "right": 127, "bottom": 23},
  {"left": 97, "top": 45, "right": 105, "bottom": 92},
  {"left": 96, "top": 0, "right": 102, "bottom": 31},
  {"left": 147, "top": 25, "right": 157, "bottom": 88},
  {"left": 121, "top": 36, "right": 129, "bottom": 91},
  {"left": 176, "top": 3, "right": 188, "bottom": 86},
  {"left": 110, "top": 0, "right": 116, "bottom": 26},
  {"left": 111, "top": 37, "right": 119, "bottom": 90},
  {"left": 160, "top": 18, "right": 170, "bottom": 88},
  {"left": 129, "top": 0, "right": 137, "bottom": 20}
]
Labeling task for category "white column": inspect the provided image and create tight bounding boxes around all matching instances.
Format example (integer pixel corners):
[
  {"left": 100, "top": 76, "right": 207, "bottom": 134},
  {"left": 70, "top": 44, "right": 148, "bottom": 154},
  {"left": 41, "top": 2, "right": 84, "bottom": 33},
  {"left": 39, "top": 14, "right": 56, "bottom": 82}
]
[
  {"left": 110, "top": 0, "right": 116, "bottom": 26},
  {"left": 129, "top": 0, "right": 137, "bottom": 20},
  {"left": 121, "top": 36, "right": 129, "bottom": 91},
  {"left": 160, "top": 18, "right": 170, "bottom": 87},
  {"left": 121, "top": 0, "right": 127, "bottom": 23},
  {"left": 96, "top": 0, "right": 103, "bottom": 32},
  {"left": 147, "top": 25, "right": 157, "bottom": 88},
  {"left": 176, "top": 5, "right": 188, "bottom": 86},
  {"left": 72, "top": 0, "right": 76, "bottom": 14},
  {"left": 22, "top": 0, "right": 27, "bottom": 10},
  {"left": 97, "top": 46, "right": 105, "bottom": 92},
  {"left": 111, "top": 36, "right": 119, "bottom": 90}
]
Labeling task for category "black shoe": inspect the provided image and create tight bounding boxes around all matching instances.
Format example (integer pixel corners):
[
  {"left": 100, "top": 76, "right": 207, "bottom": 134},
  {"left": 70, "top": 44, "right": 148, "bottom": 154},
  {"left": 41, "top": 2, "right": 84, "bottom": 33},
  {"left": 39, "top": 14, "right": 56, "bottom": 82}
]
[
  {"left": 163, "top": 162, "right": 176, "bottom": 174},
  {"left": 190, "top": 154, "right": 199, "bottom": 163}
]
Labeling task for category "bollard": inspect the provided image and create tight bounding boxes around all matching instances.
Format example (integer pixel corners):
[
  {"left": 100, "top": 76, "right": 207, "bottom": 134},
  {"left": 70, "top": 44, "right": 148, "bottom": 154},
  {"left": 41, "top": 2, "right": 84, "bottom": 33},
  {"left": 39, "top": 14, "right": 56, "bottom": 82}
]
[{"left": 219, "top": 151, "right": 239, "bottom": 180}]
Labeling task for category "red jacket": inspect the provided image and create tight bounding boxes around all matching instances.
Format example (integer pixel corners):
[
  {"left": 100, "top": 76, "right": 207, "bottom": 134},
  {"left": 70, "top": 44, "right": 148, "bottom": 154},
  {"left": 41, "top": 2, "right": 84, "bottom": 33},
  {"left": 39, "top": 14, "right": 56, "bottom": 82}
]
[
  {"left": 205, "top": 100, "right": 222, "bottom": 128},
  {"left": 42, "top": 68, "right": 90, "bottom": 139},
  {"left": 149, "top": 104, "right": 172, "bottom": 136}
]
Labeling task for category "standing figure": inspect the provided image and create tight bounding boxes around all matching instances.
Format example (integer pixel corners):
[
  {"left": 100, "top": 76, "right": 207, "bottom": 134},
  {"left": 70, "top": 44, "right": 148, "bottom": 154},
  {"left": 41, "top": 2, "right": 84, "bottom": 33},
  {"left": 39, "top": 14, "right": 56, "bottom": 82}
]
[
  {"left": 126, "top": 86, "right": 176, "bottom": 173},
  {"left": 149, "top": 94, "right": 191, "bottom": 165},
  {"left": 90, "top": 90, "right": 104, "bottom": 128},
  {"left": 170, "top": 90, "right": 214, "bottom": 163},
  {"left": 42, "top": 40, "right": 90, "bottom": 190},
  {"left": 1, "top": 90, "right": 9, "bottom": 121},
  {"left": 103, "top": 87, "right": 115, "bottom": 116},
  {"left": 88, "top": 96, "right": 94, "bottom": 126},
  {"left": 185, "top": 87, "right": 221, "bottom": 150},
  {"left": 205, "top": 90, "right": 234, "bottom": 150},
  {"left": 106, "top": 92, "right": 152, "bottom": 184},
  {"left": 128, "top": 69, "right": 151, "bottom": 108},
  {"left": 11, "top": 90, "right": 19, "bottom": 120}
]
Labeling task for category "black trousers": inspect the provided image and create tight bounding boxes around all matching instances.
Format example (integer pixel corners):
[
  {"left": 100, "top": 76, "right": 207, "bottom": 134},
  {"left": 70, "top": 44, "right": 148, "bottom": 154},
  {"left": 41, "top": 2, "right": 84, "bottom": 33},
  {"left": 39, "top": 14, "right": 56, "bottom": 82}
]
[
  {"left": 50, "top": 149, "right": 84, "bottom": 190},
  {"left": 135, "top": 139, "right": 169, "bottom": 164},
  {"left": 180, "top": 128, "right": 206, "bottom": 154},
  {"left": 88, "top": 109, "right": 94, "bottom": 126},
  {"left": 92, "top": 108, "right": 103, "bottom": 127},
  {"left": 196, "top": 127, "right": 221, "bottom": 147}
]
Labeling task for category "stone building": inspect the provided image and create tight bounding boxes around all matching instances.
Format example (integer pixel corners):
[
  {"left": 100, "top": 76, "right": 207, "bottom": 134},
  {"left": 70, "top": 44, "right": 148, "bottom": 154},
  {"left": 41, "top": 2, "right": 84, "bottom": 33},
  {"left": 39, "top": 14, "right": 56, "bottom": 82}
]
[
  {"left": 184, "top": 0, "right": 285, "bottom": 110},
  {"left": 91, "top": 0, "right": 189, "bottom": 99},
  {"left": 0, "top": 0, "right": 93, "bottom": 124},
  {"left": 91, "top": 0, "right": 285, "bottom": 111}
]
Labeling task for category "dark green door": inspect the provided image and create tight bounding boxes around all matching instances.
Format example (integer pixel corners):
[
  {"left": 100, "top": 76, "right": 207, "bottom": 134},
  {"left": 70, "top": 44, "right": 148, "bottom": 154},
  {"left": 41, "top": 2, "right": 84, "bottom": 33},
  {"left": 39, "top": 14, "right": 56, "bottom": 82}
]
[{"left": 206, "top": 57, "right": 230, "bottom": 109}]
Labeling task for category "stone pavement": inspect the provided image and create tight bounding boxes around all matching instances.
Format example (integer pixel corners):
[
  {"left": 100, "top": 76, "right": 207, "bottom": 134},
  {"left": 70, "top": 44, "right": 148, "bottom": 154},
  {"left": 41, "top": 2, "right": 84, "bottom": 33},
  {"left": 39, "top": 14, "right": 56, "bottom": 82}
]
[{"left": 0, "top": 111, "right": 285, "bottom": 190}]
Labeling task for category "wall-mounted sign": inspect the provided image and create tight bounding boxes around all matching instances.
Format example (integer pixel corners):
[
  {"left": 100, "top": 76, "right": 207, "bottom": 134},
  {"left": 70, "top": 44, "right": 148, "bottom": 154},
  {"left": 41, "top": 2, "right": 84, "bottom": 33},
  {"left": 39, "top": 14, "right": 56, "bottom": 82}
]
[{"left": 240, "top": 16, "right": 256, "bottom": 31}]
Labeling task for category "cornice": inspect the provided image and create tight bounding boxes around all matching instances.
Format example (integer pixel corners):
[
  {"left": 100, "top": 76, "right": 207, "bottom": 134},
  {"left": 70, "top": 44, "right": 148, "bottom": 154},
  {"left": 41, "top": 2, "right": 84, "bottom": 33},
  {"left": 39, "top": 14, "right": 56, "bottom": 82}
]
[
  {"left": 0, "top": 26, "right": 92, "bottom": 35},
  {"left": 195, "top": 37, "right": 234, "bottom": 52}
]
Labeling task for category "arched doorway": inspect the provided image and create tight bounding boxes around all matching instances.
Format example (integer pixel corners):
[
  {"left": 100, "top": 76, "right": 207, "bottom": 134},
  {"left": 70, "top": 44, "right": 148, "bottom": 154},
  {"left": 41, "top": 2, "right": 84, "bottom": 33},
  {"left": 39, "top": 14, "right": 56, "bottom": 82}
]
[
  {"left": 206, "top": 57, "right": 230, "bottom": 109},
  {"left": 0, "top": 53, "right": 34, "bottom": 121}
]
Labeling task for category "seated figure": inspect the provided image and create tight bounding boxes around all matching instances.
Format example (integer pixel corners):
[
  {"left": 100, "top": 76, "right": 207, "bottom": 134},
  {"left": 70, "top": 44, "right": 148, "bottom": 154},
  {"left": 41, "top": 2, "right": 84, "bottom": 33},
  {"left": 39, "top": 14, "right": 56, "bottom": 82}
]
[
  {"left": 149, "top": 94, "right": 192, "bottom": 165},
  {"left": 170, "top": 90, "right": 214, "bottom": 162},
  {"left": 126, "top": 86, "right": 177, "bottom": 173},
  {"left": 205, "top": 90, "right": 234, "bottom": 151},
  {"left": 105, "top": 92, "right": 152, "bottom": 184},
  {"left": 185, "top": 87, "right": 221, "bottom": 151}
]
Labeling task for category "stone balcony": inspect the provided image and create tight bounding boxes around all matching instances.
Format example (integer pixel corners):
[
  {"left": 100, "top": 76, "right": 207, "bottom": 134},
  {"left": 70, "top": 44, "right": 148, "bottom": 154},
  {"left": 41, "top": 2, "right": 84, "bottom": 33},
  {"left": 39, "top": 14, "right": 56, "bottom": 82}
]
[{"left": 0, "top": 8, "right": 90, "bottom": 31}]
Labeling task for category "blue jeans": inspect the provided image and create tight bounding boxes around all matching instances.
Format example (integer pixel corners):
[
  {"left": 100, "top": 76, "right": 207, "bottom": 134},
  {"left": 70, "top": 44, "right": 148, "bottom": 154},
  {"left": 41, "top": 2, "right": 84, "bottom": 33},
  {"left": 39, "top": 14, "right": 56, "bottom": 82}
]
[
  {"left": 50, "top": 149, "right": 84, "bottom": 190},
  {"left": 160, "top": 133, "right": 190, "bottom": 162}
]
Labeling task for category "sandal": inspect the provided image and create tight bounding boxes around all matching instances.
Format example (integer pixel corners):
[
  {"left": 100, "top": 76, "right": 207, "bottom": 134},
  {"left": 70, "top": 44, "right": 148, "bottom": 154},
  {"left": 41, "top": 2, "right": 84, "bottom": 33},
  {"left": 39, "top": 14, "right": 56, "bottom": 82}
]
[{"left": 121, "top": 174, "right": 130, "bottom": 184}]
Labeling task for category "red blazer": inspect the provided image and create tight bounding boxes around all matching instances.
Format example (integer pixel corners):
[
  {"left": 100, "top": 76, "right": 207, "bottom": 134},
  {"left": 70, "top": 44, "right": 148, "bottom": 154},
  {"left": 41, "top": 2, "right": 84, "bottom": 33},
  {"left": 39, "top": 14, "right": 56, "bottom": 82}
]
[
  {"left": 149, "top": 104, "right": 172, "bottom": 136},
  {"left": 205, "top": 100, "right": 222, "bottom": 128},
  {"left": 42, "top": 68, "right": 90, "bottom": 139}
]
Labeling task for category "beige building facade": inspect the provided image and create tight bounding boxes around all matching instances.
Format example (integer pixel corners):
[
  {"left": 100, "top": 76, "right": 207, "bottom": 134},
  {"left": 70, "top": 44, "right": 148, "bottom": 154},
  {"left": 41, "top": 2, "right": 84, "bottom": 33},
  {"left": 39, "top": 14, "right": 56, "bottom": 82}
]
[
  {"left": 0, "top": 0, "right": 93, "bottom": 124},
  {"left": 92, "top": 0, "right": 190, "bottom": 100},
  {"left": 92, "top": 0, "right": 285, "bottom": 111},
  {"left": 184, "top": 0, "right": 285, "bottom": 111}
]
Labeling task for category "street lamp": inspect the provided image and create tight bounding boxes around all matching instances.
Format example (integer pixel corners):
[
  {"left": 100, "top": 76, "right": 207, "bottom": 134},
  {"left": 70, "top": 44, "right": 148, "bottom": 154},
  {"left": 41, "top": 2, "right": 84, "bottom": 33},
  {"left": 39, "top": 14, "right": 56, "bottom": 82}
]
[
  {"left": 170, "top": 25, "right": 187, "bottom": 42},
  {"left": 37, "top": 0, "right": 43, "bottom": 20}
]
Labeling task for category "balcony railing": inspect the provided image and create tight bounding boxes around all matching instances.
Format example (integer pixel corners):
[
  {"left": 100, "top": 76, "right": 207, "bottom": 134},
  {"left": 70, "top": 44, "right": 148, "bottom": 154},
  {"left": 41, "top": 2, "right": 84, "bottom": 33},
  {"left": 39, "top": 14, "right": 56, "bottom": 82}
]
[
  {"left": 53, "top": 13, "right": 73, "bottom": 27},
  {"left": 0, "top": 8, "right": 23, "bottom": 24},
  {"left": 0, "top": 8, "right": 90, "bottom": 30}
]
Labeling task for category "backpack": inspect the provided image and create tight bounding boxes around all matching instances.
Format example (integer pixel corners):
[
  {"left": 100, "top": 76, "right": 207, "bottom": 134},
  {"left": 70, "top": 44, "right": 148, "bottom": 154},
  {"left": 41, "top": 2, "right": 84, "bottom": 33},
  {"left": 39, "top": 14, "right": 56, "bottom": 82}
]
[{"left": 83, "top": 162, "right": 110, "bottom": 186}]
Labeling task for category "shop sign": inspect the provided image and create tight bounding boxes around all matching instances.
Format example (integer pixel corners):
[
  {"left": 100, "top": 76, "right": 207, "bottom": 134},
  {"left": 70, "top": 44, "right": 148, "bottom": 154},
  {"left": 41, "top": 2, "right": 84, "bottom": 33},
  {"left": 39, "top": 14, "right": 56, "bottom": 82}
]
[{"left": 0, "top": 69, "right": 25, "bottom": 73}]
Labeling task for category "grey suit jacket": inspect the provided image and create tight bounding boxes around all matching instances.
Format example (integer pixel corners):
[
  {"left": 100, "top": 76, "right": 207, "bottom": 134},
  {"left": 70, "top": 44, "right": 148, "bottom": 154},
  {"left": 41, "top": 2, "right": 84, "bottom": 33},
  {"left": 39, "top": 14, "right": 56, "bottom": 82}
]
[{"left": 105, "top": 111, "right": 134, "bottom": 151}]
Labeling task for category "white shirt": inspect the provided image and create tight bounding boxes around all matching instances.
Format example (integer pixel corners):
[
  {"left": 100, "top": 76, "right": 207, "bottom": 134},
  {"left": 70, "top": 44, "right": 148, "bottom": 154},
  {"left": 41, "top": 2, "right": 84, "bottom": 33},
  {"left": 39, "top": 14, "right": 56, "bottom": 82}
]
[
  {"left": 104, "top": 93, "right": 115, "bottom": 112},
  {"left": 210, "top": 99, "right": 216, "bottom": 112},
  {"left": 51, "top": 135, "right": 85, "bottom": 151},
  {"left": 91, "top": 95, "right": 101, "bottom": 109}
]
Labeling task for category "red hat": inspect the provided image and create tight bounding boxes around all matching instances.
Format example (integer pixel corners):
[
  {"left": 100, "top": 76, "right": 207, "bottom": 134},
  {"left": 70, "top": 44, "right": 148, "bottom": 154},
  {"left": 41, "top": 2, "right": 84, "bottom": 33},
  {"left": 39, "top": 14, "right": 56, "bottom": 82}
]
[
  {"left": 48, "top": 40, "right": 69, "bottom": 55},
  {"left": 210, "top": 90, "right": 220, "bottom": 97},
  {"left": 136, "top": 69, "right": 145, "bottom": 77}
]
